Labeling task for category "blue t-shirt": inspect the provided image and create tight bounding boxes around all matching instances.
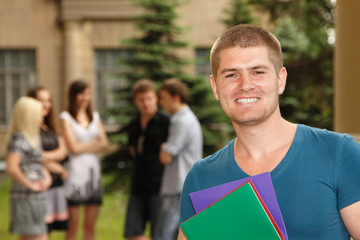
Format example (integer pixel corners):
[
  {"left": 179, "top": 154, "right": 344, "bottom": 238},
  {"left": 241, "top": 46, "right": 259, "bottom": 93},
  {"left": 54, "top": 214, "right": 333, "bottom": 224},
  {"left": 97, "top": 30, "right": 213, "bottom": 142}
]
[{"left": 179, "top": 124, "right": 360, "bottom": 240}]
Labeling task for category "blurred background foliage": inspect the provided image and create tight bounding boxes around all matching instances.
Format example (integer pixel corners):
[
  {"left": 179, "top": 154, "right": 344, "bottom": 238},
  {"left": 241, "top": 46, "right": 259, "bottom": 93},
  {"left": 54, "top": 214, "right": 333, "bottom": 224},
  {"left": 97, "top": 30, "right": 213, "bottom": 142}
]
[
  {"left": 102, "top": 0, "right": 335, "bottom": 191},
  {"left": 102, "top": 0, "right": 229, "bottom": 191},
  {"left": 223, "top": 0, "right": 335, "bottom": 129},
  {"left": 257, "top": 0, "right": 334, "bottom": 129}
]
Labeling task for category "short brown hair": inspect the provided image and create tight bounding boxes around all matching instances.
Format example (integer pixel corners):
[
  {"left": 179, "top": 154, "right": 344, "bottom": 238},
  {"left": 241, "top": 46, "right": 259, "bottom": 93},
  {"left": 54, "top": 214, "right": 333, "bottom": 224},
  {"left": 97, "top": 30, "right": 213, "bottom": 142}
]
[
  {"left": 132, "top": 79, "right": 157, "bottom": 98},
  {"left": 210, "top": 24, "right": 283, "bottom": 79},
  {"left": 161, "top": 78, "right": 188, "bottom": 104}
]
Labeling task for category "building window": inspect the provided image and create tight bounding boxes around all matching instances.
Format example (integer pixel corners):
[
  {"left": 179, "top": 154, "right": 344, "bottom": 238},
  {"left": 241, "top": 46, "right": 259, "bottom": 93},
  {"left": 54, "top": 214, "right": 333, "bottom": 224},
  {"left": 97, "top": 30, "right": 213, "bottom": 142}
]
[
  {"left": 195, "top": 48, "right": 211, "bottom": 77},
  {"left": 0, "top": 50, "right": 36, "bottom": 125},
  {"left": 95, "top": 49, "right": 132, "bottom": 124}
]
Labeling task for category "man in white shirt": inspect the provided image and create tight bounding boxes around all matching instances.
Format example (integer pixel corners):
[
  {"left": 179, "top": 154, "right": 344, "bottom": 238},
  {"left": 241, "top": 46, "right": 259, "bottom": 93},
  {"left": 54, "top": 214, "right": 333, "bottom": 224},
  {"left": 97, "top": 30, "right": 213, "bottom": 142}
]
[{"left": 154, "top": 78, "right": 203, "bottom": 240}]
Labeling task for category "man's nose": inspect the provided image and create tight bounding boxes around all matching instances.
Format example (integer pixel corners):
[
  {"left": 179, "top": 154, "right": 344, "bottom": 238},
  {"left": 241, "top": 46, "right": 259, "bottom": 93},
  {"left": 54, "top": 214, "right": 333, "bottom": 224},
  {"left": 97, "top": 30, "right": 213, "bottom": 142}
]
[{"left": 237, "top": 74, "right": 253, "bottom": 91}]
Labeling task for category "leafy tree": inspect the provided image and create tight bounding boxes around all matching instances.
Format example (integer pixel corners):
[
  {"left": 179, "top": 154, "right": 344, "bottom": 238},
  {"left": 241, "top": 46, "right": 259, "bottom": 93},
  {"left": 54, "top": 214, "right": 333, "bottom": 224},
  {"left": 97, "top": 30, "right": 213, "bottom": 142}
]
[
  {"left": 221, "top": 0, "right": 255, "bottom": 27},
  {"left": 250, "top": 0, "right": 335, "bottom": 129},
  {"left": 222, "top": 0, "right": 335, "bottom": 129},
  {"left": 102, "top": 0, "right": 230, "bottom": 189}
]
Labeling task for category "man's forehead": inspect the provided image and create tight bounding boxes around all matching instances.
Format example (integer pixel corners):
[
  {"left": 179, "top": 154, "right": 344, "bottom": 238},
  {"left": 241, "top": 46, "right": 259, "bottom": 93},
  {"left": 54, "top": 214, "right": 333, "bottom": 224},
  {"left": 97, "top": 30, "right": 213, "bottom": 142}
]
[
  {"left": 135, "top": 90, "right": 156, "bottom": 98},
  {"left": 218, "top": 46, "right": 272, "bottom": 65}
]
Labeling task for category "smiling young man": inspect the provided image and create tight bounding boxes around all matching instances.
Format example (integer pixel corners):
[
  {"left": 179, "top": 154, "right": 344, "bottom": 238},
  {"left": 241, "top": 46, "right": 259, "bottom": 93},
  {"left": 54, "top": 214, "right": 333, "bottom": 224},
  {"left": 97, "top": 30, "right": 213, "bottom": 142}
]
[{"left": 178, "top": 24, "right": 360, "bottom": 240}]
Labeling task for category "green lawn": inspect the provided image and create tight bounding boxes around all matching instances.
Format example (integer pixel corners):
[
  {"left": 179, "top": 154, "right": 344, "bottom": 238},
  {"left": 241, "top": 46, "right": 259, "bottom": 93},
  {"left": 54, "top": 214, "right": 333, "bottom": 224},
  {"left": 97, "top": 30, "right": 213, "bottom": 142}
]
[{"left": 0, "top": 174, "right": 136, "bottom": 240}]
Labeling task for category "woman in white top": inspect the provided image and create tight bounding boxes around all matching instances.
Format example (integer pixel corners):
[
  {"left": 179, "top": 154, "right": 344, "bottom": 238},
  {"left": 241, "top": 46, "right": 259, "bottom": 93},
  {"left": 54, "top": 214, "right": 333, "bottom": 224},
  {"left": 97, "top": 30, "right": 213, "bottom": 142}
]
[{"left": 60, "top": 79, "right": 108, "bottom": 240}]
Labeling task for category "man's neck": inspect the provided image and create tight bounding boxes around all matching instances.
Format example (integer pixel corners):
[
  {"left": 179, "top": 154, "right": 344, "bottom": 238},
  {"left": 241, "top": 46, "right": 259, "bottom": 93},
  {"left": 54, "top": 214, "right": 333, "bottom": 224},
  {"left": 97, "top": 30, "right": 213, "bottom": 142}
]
[
  {"left": 233, "top": 115, "right": 297, "bottom": 175},
  {"left": 172, "top": 103, "right": 186, "bottom": 114},
  {"left": 140, "top": 110, "right": 157, "bottom": 130}
]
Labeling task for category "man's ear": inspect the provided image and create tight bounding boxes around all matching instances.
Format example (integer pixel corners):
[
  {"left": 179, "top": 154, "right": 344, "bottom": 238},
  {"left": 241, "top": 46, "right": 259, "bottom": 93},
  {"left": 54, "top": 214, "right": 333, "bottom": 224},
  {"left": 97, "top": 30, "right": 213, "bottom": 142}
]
[
  {"left": 278, "top": 67, "right": 287, "bottom": 95},
  {"left": 210, "top": 75, "right": 219, "bottom": 101},
  {"left": 174, "top": 94, "right": 181, "bottom": 103}
]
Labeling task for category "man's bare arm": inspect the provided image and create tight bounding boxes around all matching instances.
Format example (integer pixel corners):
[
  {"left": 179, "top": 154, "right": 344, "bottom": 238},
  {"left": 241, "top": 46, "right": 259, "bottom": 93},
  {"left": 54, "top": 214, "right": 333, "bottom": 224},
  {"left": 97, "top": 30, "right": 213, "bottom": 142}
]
[{"left": 340, "top": 200, "right": 360, "bottom": 239}]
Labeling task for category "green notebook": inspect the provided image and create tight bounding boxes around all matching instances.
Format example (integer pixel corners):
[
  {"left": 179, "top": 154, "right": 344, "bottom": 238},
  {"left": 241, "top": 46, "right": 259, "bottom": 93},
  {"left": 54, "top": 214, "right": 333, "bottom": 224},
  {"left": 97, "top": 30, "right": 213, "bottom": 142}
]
[{"left": 181, "top": 181, "right": 283, "bottom": 240}]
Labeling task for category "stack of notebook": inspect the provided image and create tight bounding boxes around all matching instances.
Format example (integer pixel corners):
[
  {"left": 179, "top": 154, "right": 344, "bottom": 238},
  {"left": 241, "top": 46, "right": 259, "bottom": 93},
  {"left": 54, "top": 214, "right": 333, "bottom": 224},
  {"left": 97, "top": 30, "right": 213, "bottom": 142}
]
[{"left": 180, "top": 172, "right": 288, "bottom": 240}]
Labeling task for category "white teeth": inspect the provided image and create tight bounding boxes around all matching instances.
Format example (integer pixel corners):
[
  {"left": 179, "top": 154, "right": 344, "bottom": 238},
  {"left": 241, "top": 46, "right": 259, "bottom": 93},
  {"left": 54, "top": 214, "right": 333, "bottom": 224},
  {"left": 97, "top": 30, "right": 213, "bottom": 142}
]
[{"left": 236, "top": 98, "right": 259, "bottom": 103}]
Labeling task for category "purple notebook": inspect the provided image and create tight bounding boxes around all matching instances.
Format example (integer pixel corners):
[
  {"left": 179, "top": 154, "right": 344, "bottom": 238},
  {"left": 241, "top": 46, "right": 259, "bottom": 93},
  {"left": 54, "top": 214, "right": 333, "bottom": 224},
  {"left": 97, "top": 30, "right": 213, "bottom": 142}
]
[{"left": 189, "top": 172, "right": 288, "bottom": 240}]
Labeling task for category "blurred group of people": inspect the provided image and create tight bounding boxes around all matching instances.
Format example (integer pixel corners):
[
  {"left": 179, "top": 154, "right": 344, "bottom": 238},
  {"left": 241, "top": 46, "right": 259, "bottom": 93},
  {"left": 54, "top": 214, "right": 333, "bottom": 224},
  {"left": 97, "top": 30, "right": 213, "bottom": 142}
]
[
  {"left": 5, "top": 77, "right": 203, "bottom": 240},
  {"left": 5, "top": 79, "right": 109, "bottom": 240},
  {"left": 125, "top": 78, "right": 202, "bottom": 240},
  {"left": 5, "top": 23, "right": 360, "bottom": 240}
]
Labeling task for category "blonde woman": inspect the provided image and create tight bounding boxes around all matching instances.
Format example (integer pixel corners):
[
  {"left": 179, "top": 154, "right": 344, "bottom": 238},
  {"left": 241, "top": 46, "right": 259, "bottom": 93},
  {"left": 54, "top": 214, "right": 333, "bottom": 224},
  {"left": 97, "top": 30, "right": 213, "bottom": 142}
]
[
  {"left": 5, "top": 96, "right": 52, "bottom": 240},
  {"left": 60, "top": 79, "right": 108, "bottom": 240}
]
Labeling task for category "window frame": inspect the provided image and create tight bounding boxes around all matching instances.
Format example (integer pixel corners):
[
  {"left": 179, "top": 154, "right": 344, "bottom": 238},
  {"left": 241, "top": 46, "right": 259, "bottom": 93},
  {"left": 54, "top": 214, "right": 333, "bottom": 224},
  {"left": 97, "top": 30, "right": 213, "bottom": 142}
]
[
  {"left": 95, "top": 49, "right": 133, "bottom": 124},
  {"left": 195, "top": 48, "right": 211, "bottom": 77},
  {"left": 0, "top": 49, "right": 36, "bottom": 126}
]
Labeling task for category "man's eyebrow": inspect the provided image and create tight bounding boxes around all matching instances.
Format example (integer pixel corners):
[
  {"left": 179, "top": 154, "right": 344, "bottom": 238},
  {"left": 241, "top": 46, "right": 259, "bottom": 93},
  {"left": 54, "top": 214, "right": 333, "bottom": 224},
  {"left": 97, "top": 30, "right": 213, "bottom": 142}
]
[
  {"left": 249, "top": 64, "right": 270, "bottom": 70},
  {"left": 219, "top": 65, "right": 270, "bottom": 75},
  {"left": 219, "top": 68, "right": 238, "bottom": 75}
]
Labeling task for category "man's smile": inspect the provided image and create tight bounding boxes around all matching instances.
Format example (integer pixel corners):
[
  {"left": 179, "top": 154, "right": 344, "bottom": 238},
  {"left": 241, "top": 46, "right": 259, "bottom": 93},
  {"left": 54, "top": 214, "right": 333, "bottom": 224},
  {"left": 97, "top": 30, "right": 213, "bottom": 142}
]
[{"left": 235, "top": 97, "right": 260, "bottom": 104}]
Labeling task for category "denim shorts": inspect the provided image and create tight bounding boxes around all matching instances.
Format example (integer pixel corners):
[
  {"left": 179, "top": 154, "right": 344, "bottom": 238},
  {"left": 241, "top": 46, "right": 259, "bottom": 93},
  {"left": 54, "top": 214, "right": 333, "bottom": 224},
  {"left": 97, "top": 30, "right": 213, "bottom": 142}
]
[{"left": 124, "top": 194, "right": 162, "bottom": 238}]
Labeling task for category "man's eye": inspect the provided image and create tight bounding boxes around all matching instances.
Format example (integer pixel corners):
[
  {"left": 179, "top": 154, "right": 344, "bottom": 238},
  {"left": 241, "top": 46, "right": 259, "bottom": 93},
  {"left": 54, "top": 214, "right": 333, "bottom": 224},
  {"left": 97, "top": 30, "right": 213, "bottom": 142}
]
[
  {"left": 225, "top": 73, "right": 238, "bottom": 78},
  {"left": 251, "top": 71, "right": 265, "bottom": 78}
]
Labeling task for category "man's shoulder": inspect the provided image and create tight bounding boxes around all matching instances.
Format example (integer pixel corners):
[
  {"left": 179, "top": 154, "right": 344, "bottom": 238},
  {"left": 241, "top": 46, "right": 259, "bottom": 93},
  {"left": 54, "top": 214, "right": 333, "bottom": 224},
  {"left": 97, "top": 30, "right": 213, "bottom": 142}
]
[
  {"left": 184, "top": 140, "right": 236, "bottom": 192},
  {"left": 176, "top": 105, "right": 200, "bottom": 125},
  {"left": 295, "top": 124, "right": 359, "bottom": 157},
  {"left": 151, "top": 111, "right": 170, "bottom": 131},
  {"left": 154, "top": 110, "right": 170, "bottom": 122},
  {"left": 298, "top": 124, "right": 352, "bottom": 142},
  {"left": 184, "top": 105, "right": 198, "bottom": 118},
  {"left": 127, "top": 116, "right": 139, "bottom": 127},
  {"left": 192, "top": 140, "right": 234, "bottom": 171}
]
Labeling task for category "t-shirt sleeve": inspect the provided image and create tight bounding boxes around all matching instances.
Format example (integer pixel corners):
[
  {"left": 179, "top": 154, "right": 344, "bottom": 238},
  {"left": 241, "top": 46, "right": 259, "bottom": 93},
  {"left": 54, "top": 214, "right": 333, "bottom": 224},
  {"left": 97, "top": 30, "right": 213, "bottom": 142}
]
[
  {"left": 179, "top": 163, "right": 198, "bottom": 224},
  {"left": 93, "top": 111, "right": 100, "bottom": 122},
  {"left": 337, "top": 135, "right": 360, "bottom": 210},
  {"left": 7, "top": 134, "right": 26, "bottom": 158},
  {"left": 163, "top": 119, "right": 189, "bottom": 156},
  {"left": 59, "top": 111, "right": 70, "bottom": 121}
]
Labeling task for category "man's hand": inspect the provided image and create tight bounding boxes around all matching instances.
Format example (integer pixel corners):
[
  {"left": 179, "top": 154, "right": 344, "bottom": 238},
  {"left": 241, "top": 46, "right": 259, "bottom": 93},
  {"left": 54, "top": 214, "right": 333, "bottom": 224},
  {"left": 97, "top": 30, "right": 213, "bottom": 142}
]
[
  {"left": 177, "top": 228, "right": 187, "bottom": 240},
  {"left": 160, "top": 144, "right": 173, "bottom": 165}
]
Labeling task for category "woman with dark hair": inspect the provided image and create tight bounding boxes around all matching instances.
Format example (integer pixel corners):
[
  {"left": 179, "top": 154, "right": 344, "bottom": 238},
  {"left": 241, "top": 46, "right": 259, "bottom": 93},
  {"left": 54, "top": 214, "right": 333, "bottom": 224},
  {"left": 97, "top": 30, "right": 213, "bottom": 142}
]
[
  {"left": 27, "top": 85, "right": 69, "bottom": 238},
  {"left": 60, "top": 79, "right": 108, "bottom": 240}
]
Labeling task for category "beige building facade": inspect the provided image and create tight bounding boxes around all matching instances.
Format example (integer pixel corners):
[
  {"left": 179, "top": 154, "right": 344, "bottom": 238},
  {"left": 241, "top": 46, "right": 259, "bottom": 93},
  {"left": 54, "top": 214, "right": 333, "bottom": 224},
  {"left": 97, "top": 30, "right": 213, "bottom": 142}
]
[
  {"left": 0, "top": 0, "right": 360, "bottom": 157},
  {"left": 0, "top": 0, "right": 231, "bottom": 156},
  {"left": 334, "top": 0, "right": 360, "bottom": 141}
]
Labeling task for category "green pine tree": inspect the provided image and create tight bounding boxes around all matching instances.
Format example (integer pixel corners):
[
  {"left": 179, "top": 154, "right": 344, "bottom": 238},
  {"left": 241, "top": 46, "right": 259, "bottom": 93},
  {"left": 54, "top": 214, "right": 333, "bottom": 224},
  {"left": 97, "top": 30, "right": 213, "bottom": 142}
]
[
  {"left": 222, "top": 0, "right": 255, "bottom": 27},
  {"left": 249, "top": 0, "right": 335, "bottom": 129},
  {"left": 102, "top": 0, "right": 230, "bottom": 190},
  {"left": 221, "top": 0, "right": 334, "bottom": 129}
]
